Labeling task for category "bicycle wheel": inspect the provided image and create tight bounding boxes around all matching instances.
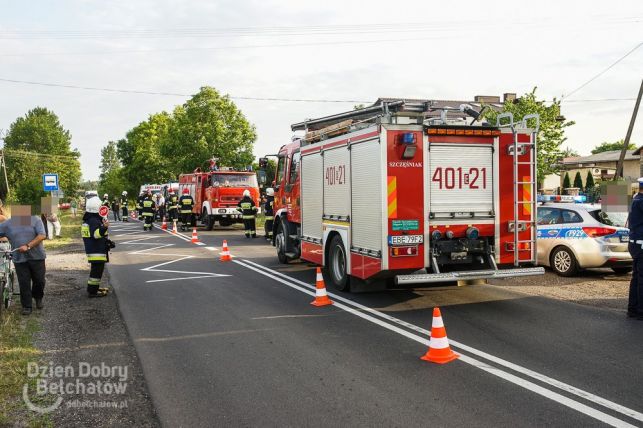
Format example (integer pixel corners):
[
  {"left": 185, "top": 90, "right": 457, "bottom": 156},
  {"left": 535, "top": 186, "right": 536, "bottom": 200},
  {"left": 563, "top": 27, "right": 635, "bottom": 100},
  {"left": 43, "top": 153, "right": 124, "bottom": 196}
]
[{"left": 0, "top": 278, "right": 6, "bottom": 314}]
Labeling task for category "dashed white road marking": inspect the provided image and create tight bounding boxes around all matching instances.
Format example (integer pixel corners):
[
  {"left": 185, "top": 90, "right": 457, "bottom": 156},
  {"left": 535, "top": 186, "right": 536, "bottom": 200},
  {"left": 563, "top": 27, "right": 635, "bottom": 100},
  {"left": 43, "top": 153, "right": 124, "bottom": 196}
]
[{"left": 235, "top": 259, "right": 641, "bottom": 428}]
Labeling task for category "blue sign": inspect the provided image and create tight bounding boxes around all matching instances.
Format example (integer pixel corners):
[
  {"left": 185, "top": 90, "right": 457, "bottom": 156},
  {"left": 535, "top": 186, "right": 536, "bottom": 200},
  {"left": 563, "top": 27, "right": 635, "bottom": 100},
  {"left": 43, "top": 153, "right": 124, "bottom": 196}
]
[{"left": 42, "top": 174, "right": 59, "bottom": 192}]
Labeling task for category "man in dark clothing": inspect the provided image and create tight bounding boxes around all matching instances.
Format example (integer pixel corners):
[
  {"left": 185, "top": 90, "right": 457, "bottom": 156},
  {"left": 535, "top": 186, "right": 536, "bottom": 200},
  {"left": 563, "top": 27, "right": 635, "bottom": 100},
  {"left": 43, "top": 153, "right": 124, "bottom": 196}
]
[
  {"left": 627, "top": 178, "right": 643, "bottom": 320},
  {"left": 142, "top": 191, "right": 156, "bottom": 231},
  {"left": 237, "top": 190, "right": 258, "bottom": 238},
  {"left": 82, "top": 196, "right": 111, "bottom": 297},
  {"left": 111, "top": 199, "right": 121, "bottom": 222},
  {"left": 263, "top": 188, "right": 275, "bottom": 241},
  {"left": 178, "top": 188, "right": 194, "bottom": 232},
  {"left": 0, "top": 206, "right": 47, "bottom": 315},
  {"left": 137, "top": 191, "right": 145, "bottom": 220}
]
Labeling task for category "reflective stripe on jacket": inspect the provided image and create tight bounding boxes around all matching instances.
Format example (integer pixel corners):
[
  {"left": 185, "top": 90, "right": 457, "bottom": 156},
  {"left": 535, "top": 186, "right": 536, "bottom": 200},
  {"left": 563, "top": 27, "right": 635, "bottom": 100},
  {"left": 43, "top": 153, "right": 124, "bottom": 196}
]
[
  {"left": 82, "top": 214, "right": 108, "bottom": 262},
  {"left": 237, "top": 197, "right": 257, "bottom": 219},
  {"left": 179, "top": 195, "right": 194, "bottom": 214}
]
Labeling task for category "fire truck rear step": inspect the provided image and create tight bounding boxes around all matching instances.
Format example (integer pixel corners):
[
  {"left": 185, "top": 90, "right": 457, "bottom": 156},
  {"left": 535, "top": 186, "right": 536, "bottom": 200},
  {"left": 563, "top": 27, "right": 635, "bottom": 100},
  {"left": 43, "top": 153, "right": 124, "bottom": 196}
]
[{"left": 395, "top": 267, "right": 545, "bottom": 285}]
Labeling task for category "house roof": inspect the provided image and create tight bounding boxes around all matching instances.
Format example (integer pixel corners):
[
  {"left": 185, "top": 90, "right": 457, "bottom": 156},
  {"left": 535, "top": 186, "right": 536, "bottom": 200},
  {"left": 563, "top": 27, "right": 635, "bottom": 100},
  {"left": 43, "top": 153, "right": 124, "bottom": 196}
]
[
  {"left": 632, "top": 145, "right": 643, "bottom": 156},
  {"left": 561, "top": 150, "right": 639, "bottom": 165}
]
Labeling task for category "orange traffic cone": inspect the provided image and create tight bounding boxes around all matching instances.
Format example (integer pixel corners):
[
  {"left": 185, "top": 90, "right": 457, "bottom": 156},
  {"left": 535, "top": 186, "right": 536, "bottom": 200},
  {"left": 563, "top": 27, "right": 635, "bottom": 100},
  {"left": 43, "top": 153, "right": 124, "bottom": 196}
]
[
  {"left": 421, "top": 307, "right": 459, "bottom": 364},
  {"left": 191, "top": 227, "right": 200, "bottom": 243},
  {"left": 171, "top": 221, "right": 177, "bottom": 234},
  {"left": 161, "top": 217, "right": 168, "bottom": 230},
  {"left": 219, "top": 240, "right": 232, "bottom": 262},
  {"left": 310, "top": 267, "right": 333, "bottom": 307}
]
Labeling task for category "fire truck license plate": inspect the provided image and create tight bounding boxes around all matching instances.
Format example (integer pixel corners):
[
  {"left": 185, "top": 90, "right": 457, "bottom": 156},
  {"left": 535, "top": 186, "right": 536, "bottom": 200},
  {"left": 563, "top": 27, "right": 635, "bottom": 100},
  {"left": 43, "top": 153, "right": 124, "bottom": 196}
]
[
  {"left": 389, "top": 235, "right": 423, "bottom": 246},
  {"left": 218, "top": 209, "right": 227, "bottom": 214}
]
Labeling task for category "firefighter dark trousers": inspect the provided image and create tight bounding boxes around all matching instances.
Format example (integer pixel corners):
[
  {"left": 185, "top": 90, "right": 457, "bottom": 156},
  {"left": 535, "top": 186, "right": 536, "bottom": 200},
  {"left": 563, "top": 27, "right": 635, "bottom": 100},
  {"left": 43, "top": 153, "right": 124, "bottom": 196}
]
[
  {"left": 628, "top": 242, "right": 643, "bottom": 315},
  {"left": 180, "top": 213, "right": 192, "bottom": 230},
  {"left": 138, "top": 209, "right": 143, "bottom": 220},
  {"left": 122, "top": 206, "right": 128, "bottom": 221},
  {"left": 144, "top": 215, "right": 153, "bottom": 230},
  {"left": 265, "top": 218, "right": 273, "bottom": 240},
  {"left": 87, "top": 262, "right": 105, "bottom": 295},
  {"left": 243, "top": 217, "right": 256, "bottom": 238},
  {"left": 167, "top": 208, "right": 177, "bottom": 222}
]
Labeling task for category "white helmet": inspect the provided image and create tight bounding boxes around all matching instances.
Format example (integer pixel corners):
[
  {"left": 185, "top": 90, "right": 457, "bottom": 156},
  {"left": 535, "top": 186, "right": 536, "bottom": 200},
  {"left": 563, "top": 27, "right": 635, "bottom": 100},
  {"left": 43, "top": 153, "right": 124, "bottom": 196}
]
[
  {"left": 243, "top": 190, "right": 250, "bottom": 197},
  {"left": 103, "top": 193, "right": 108, "bottom": 198},
  {"left": 122, "top": 191, "right": 127, "bottom": 196},
  {"left": 86, "top": 196, "right": 102, "bottom": 213},
  {"left": 266, "top": 188, "right": 274, "bottom": 196}
]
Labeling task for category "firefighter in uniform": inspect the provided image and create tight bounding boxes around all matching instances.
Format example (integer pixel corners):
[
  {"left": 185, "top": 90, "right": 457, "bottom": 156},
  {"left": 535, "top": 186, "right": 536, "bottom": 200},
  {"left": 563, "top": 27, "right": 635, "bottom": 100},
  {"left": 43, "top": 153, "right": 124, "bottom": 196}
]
[
  {"left": 102, "top": 194, "right": 110, "bottom": 207},
  {"left": 81, "top": 196, "right": 111, "bottom": 297},
  {"left": 142, "top": 191, "right": 156, "bottom": 231},
  {"left": 178, "top": 188, "right": 194, "bottom": 232},
  {"left": 137, "top": 191, "right": 145, "bottom": 220},
  {"left": 166, "top": 189, "right": 179, "bottom": 223},
  {"left": 120, "top": 191, "right": 129, "bottom": 221},
  {"left": 237, "top": 189, "right": 258, "bottom": 238},
  {"left": 263, "top": 188, "right": 275, "bottom": 241},
  {"left": 627, "top": 177, "right": 643, "bottom": 320}
]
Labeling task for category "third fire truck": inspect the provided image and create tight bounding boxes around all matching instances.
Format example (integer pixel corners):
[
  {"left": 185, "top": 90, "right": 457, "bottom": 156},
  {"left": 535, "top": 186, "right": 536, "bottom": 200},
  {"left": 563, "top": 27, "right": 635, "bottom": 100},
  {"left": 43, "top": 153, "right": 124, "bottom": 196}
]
[{"left": 263, "top": 99, "right": 544, "bottom": 291}]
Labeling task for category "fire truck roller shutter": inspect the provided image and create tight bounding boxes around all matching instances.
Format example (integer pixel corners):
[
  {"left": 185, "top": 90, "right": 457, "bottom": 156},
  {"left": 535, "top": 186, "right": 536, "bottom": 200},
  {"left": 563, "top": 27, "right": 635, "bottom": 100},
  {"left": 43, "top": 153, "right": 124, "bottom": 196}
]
[
  {"left": 301, "top": 152, "right": 323, "bottom": 240},
  {"left": 350, "top": 140, "right": 382, "bottom": 252},
  {"left": 323, "top": 147, "right": 351, "bottom": 218},
  {"left": 429, "top": 144, "right": 494, "bottom": 218}
]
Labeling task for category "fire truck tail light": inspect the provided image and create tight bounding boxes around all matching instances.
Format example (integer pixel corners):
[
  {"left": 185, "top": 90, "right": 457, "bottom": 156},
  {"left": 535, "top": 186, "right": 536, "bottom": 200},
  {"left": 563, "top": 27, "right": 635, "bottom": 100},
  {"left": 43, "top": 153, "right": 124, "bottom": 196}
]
[
  {"left": 391, "top": 246, "right": 418, "bottom": 257},
  {"left": 582, "top": 226, "right": 617, "bottom": 238},
  {"left": 506, "top": 242, "right": 531, "bottom": 252}
]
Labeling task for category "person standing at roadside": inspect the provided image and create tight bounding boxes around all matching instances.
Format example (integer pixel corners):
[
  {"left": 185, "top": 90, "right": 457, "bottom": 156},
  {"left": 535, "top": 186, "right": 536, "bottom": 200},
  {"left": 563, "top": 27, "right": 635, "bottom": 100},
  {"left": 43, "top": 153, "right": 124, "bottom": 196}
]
[
  {"left": 82, "top": 196, "right": 111, "bottom": 297},
  {"left": 627, "top": 177, "right": 643, "bottom": 320},
  {"left": 111, "top": 198, "right": 121, "bottom": 222},
  {"left": 0, "top": 206, "right": 47, "bottom": 315},
  {"left": 70, "top": 198, "right": 78, "bottom": 217}
]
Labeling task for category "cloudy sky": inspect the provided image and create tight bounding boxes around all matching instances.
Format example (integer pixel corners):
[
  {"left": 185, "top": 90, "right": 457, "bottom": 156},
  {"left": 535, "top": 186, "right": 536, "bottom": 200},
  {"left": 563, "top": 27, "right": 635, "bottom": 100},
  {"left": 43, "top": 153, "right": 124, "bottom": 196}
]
[{"left": 1, "top": 0, "right": 642, "bottom": 180}]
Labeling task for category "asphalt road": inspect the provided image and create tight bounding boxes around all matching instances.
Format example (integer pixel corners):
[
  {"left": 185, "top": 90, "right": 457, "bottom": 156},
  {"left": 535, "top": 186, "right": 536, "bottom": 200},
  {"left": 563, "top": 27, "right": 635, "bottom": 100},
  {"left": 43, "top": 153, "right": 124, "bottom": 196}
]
[{"left": 106, "top": 220, "right": 643, "bottom": 427}]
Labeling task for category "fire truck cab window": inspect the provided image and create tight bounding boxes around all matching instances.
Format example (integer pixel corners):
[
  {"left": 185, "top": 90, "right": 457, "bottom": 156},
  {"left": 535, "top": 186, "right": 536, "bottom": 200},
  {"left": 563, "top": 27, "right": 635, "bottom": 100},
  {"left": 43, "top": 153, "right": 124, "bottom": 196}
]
[
  {"left": 210, "top": 173, "right": 258, "bottom": 188},
  {"left": 537, "top": 207, "right": 562, "bottom": 225},
  {"left": 276, "top": 156, "right": 286, "bottom": 186},
  {"left": 289, "top": 152, "right": 301, "bottom": 184}
]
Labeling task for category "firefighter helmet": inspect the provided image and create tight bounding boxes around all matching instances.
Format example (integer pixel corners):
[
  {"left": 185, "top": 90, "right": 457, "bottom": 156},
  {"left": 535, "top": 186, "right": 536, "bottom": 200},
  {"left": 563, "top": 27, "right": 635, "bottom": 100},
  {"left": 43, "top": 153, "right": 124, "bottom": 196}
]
[
  {"left": 182, "top": 188, "right": 190, "bottom": 195},
  {"left": 243, "top": 190, "right": 250, "bottom": 197},
  {"left": 86, "top": 196, "right": 102, "bottom": 214},
  {"left": 266, "top": 188, "right": 274, "bottom": 196},
  {"left": 122, "top": 191, "right": 127, "bottom": 196},
  {"left": 103, "top": 193, "right": 108, "bottom": 199},
  {"left": 169, "top": 188, "right": 175, "bottom": 194}
]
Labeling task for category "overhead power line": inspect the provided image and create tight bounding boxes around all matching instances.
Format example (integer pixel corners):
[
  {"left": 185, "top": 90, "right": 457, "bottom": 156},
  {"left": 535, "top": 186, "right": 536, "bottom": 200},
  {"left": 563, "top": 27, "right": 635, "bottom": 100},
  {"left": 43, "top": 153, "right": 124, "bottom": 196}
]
[{"left": 562, "top": 42, "right": 643, "bottom": 100}]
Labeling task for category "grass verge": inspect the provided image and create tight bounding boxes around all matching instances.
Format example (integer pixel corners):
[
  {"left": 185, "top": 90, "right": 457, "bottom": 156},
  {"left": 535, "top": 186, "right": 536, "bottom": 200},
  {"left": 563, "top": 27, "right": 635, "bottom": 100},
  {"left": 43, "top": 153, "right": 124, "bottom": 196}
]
[{"left": 42, "top": 210, "right": 82, "bottom": 251}]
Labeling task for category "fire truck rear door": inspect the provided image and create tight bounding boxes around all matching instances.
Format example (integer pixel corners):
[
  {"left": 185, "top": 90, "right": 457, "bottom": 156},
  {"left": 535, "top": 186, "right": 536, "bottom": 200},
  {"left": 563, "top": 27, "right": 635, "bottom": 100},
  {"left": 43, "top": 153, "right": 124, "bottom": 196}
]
[{"left": 428, "top": 143, "right": 494, "bottom": 218}]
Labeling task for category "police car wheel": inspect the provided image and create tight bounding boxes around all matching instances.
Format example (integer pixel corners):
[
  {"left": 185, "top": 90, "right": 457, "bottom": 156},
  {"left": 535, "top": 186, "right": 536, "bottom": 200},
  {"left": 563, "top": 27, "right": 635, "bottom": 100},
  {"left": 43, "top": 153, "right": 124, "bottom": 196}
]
[{"left": 551, "top": 247, "right": 578, "bottom": 277}]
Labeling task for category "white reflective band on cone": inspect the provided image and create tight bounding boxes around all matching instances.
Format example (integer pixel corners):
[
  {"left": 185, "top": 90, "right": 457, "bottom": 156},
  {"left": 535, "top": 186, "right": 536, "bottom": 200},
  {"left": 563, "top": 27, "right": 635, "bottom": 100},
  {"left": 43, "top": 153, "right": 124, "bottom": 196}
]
[
  {"left": 428, "top": 336, "right": 450, "bottom": 349},
  {"left": 316, "top": 273, "right": 323, "bottom": 281},
  {"left": 316, "top": 288, "right": 327, "bottom": 297},
  {"left": 432, "top": 317, "right": 444, "bottom": 328}
]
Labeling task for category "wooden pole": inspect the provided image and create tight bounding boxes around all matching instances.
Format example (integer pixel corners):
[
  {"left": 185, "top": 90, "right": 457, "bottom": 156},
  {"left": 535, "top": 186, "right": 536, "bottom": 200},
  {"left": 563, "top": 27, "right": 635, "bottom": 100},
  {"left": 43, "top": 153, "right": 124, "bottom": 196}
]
[{"left": 615, "top": 78, "right": 643, "bottom": 179}]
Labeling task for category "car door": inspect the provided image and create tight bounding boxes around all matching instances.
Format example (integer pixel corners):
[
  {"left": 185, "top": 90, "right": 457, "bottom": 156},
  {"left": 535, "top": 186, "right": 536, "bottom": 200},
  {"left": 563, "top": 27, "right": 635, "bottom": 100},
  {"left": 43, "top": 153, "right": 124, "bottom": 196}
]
[{"left": 536, "top": 207, "right": 562, "bottom": 266}]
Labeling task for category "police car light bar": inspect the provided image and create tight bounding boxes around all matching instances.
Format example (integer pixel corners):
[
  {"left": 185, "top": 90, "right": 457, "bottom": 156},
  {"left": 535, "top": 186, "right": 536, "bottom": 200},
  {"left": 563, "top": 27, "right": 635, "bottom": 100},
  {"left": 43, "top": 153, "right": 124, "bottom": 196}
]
[{"left": 538, "top": 195, "right": 587, "bottom": 203}]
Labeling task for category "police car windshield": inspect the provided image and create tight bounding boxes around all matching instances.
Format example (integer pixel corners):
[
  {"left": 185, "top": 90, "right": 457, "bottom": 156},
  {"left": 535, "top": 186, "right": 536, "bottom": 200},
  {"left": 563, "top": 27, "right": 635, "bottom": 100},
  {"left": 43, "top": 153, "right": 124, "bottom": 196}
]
[
  {"left": 588, "top": 209, "right": 627, "bottom": 227},
  {"left": 212, "top": 174, "right": 258, "bottom": 187}
]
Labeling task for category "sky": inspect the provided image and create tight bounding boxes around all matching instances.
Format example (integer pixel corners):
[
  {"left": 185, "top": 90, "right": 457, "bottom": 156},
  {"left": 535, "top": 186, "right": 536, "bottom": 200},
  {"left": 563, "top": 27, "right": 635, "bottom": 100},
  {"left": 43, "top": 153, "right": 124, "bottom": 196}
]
[{"left": 0, "top": 0, "right": 642, "bottom": 181}]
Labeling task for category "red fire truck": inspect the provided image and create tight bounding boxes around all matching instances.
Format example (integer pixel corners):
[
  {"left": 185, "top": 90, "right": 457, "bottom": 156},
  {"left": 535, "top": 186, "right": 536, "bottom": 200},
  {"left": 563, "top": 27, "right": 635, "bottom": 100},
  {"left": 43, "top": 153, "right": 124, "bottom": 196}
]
[
  {"left": 178, "top": 167, "right": 261, "bottom": 229},
  {"left": 264, "top": 100, "right": 544, "bottom": 291}
]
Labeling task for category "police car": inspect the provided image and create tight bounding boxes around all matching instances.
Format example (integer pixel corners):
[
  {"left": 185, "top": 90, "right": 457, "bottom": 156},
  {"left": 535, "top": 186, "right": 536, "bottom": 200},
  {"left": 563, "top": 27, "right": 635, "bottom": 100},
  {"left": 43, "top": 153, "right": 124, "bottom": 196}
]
[{"left": 536, "top": 195, "right": 631, "bottom": 276}]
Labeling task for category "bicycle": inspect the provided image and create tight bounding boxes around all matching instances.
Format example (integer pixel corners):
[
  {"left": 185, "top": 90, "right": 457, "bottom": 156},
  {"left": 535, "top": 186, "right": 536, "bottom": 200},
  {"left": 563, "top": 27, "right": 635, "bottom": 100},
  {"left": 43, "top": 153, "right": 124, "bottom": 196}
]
[{"left": 0, "top": 248, "right": 18, "bottom": 317}]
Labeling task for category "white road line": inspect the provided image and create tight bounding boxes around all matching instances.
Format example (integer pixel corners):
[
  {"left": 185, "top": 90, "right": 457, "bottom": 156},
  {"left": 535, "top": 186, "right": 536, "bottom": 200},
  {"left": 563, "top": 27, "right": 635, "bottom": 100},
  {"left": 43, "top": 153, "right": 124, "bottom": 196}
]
[
  {"left": 239, "top": 259, "right": 643, "bottom": 423},
  {"left": 205, "top": 247, "right": 218, "bottom": 251},
  {"left": 234, "top": 259, "right": 640, "bottom": 428},
  {"left": 152, "top": 224, "right": 192, "bottom": 242}
]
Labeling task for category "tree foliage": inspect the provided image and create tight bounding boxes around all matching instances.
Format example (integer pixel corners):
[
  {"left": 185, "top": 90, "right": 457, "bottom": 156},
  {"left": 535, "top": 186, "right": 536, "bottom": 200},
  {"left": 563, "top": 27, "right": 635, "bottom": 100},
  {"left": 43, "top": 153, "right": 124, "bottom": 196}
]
[
  {"left": 3, "top": 107, "right": 81, "bottom": 205},
  {"left": 573, "top": 171, "right": 583, "bottom": 190},
  {"left": 563, "top": 172, "right": 571, "bottom": 189},
  {"left": 591, "top": 139, "right": 636, "bottom": 154},
  {"left": 484, "top": 88, "right": 575, "bottom": 183},
  {"left": 585, "top": 170, "right": 595, "bottom": 190},
  {"left": 161, "top": 87, "right": 256, "bottom": 174}
]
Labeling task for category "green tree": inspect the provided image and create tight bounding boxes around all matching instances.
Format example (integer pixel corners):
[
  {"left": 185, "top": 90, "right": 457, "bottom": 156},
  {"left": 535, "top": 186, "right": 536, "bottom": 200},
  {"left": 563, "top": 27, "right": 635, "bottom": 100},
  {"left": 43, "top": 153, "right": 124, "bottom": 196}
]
[
  {"left": 98, "top": 141, "right": 126, "bottom": 199},
  {"left": 591, "top": 139, "right": 636, "bottom": 154},
  {"left": 3, "top": 107, "right": 81, "bottom": 205},
  {"left": 585, "top": 170, "right": 595, "bottom": 190},
  {"left": 561, "top": 146, "right": 580, "bottom": 158},
  {"left": 484, "top": 88, "right": 575, "bottom": 183},
  {"left": 573, "top": 171, "right": 583, "bottom": 190},
  {"left": 161, "top": 87, "right": 256, "bottom": 174},
  {"left": 562, "top": 172, "right": 571, "bottom": 189},
  {"left": 99, "top": 141, "right": 121, "bottom": 178}
]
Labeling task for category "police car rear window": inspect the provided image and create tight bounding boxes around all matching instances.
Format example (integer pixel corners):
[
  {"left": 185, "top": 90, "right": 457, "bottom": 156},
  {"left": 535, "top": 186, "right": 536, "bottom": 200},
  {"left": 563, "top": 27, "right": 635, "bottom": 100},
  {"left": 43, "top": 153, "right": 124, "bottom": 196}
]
[{"left": 561, "top": 210, "right": 583, "bottom": 224}]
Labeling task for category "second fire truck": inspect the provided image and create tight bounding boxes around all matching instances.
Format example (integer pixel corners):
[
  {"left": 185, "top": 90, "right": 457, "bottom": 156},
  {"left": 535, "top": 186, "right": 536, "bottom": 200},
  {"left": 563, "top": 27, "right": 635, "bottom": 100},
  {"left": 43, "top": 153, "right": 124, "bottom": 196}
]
[{"left": 263, "top": 99, "right": 544, "bottom": 291}]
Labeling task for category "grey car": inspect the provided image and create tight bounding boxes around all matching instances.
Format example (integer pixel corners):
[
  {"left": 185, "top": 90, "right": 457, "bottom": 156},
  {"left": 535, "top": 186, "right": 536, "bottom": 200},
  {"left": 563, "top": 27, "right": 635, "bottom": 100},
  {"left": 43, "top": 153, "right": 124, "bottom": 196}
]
[{"left": 536, "top": 203, "right": 631, "bottom": 276}]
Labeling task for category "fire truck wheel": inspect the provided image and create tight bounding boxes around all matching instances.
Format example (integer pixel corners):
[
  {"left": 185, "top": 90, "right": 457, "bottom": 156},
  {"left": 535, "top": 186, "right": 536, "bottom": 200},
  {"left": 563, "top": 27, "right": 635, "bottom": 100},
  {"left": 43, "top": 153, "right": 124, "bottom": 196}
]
[
  {"left": 275, "top": 222, "right": 289, "bottom": 264},
  {"left": 326, "top": 234, "right": 349, "bottom": 291},
  {"left": 550, "top": 246, "right": 578, "bottom": 277},
  {"left": 203, "top": 211, "right": 214, "bottom": 231}
]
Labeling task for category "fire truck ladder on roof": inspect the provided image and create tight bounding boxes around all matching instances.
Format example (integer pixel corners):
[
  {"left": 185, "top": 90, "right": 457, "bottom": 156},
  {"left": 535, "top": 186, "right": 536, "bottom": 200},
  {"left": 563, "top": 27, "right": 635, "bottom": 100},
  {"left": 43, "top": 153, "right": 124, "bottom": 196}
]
[{"left": 497, "top": 112, "right": 540, "bottom": 267}]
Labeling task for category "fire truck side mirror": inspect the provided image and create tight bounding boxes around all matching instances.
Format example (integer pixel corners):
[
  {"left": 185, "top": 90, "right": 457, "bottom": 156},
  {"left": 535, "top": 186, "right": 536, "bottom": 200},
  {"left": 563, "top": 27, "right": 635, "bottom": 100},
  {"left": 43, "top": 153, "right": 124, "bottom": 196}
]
[
  {"left": 257, "top": 170, "right": 267, "bottom": 185},
  {"left": 258, "top": 157, "right": 269, "bottom": 169}
]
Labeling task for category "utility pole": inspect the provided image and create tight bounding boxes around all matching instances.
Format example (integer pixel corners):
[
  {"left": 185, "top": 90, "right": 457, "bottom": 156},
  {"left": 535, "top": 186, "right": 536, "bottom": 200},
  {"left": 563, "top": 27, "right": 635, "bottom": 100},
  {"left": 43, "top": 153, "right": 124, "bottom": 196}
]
[
  {"left": 0, "top": 129, "right": 9, "bottom": 200},
  {"left": 615, "top": 78, "right": 643, "bottom": 179}
]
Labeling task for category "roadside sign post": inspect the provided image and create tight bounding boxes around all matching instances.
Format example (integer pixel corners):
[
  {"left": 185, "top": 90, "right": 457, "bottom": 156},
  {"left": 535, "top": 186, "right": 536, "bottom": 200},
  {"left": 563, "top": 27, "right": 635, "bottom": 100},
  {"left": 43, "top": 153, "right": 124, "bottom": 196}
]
[{"left": 42, "top": 173, "right": 59, "bottom": 192}]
